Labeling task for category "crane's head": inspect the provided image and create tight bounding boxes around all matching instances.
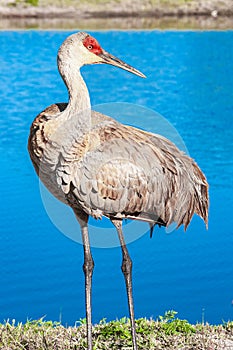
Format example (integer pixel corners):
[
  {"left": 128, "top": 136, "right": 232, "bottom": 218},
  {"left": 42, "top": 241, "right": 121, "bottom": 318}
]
[{"left": 58, "top": 32, "right": 146, "bottom": 78}]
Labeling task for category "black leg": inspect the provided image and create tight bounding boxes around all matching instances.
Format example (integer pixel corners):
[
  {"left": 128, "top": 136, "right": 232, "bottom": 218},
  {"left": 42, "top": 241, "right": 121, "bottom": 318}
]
[
  {"left": 75, "top": 212, "right": 94, "bottom": 350},
  {"left": 111, "top": 219, "right": 138, "bottom": 350}
]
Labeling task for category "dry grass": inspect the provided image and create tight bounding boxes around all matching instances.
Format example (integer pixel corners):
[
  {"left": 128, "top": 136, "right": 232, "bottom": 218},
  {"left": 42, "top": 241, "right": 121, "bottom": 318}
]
[
  {"left": 0, "top": 0, "right": 232, "bottom": 20},
  {"left": 1, "top": 0, "right": 232, "bottom": 12},
  {"left": 1, "top": 314, "right": 233, "bottom": 350}
]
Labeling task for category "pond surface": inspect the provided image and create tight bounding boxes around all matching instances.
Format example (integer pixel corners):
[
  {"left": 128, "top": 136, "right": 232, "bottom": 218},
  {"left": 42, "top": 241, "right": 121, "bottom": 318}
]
[{"left": 0, "top": 30, "right": 232, "bottom": 325}]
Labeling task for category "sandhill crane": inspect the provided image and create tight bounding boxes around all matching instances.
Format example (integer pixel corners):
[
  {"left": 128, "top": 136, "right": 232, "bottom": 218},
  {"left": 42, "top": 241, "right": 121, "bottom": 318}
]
[{"left": 28, "top": 32, "right": 209, "bottom": 350}]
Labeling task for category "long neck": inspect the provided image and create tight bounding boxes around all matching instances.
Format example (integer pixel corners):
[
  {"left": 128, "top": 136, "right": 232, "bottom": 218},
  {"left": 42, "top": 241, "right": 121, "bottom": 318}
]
[{"left": 58, "top": 57, "right": 91, "bottom": 133}]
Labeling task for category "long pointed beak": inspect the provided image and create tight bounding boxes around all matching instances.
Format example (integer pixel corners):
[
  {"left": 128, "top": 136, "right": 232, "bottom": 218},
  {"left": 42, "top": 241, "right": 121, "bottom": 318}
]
[{"left": 99, "top": 50, "right": 146, "bottom": 78}]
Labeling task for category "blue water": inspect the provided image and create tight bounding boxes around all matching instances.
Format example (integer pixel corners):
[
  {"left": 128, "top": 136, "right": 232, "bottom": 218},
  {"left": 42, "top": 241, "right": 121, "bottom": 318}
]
[{"left": 0, "top": 30, "right": 232, "bottom": 326}]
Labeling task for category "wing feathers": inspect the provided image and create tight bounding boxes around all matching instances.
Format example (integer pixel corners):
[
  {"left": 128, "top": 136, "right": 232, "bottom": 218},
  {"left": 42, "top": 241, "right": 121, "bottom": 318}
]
[{"left": 55, "top": 117, "right": 208, "bottom": 229}]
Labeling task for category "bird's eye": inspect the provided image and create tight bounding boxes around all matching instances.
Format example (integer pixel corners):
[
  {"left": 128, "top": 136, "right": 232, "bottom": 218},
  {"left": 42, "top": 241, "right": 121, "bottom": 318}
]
[{"left": 87, "top": 45, "right": 93, "bottom": 50}]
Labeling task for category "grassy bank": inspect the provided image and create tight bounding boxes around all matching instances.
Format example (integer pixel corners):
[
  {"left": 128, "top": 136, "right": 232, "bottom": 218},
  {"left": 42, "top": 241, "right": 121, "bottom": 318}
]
[
  {"left": 1, "top": 312, "right": 233, "bottom": 349},
  {"left": 0, "top": 0, "right": 232, "bottom": 16},
  {"left": 0, "top": 0, "right": 232, "bottom": 30}
]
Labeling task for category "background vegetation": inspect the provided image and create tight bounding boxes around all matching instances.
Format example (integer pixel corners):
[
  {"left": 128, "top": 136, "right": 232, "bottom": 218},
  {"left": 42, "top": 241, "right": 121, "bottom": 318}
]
[{"left": 1, "top": 0, "right": 229, "bottom": 10}]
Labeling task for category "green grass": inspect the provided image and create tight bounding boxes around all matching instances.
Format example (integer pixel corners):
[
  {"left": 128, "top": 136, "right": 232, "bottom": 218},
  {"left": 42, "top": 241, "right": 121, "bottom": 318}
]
[
  {"left": 26, "top": 0, "right": 39, "bottom": 5},
  {"left": 11, "top": 0, "right": 39, "bottom": 6},
  {"left": 1, "top": 311, "right": 233, "bottom": 349}
]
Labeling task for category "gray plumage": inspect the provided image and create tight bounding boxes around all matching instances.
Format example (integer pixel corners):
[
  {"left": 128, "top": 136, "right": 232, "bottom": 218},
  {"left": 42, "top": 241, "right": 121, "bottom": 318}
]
[
  {"left": 28, "top": 32, "right": 209, "bottom": 350},
  {"left": 29, "top": 102, "right": 208, "bottom": 229}
]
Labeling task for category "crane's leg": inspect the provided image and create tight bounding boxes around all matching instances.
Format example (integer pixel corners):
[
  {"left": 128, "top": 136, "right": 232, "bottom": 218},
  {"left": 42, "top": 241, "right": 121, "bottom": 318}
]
[
  {"left": 75, "top": 212, "right": 94, "bottom": 350},
  {"left": 111, "top": 219, "right": 138, "bottom": 350}
]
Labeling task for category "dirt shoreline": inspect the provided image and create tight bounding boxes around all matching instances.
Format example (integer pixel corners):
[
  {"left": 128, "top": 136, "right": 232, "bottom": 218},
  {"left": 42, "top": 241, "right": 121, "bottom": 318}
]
[
  {"left": 0, "top": 1, "right": 232, "bottom": 30},
  {"left": 0, "top": 0, "right": 233, "bottom": 19}
]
